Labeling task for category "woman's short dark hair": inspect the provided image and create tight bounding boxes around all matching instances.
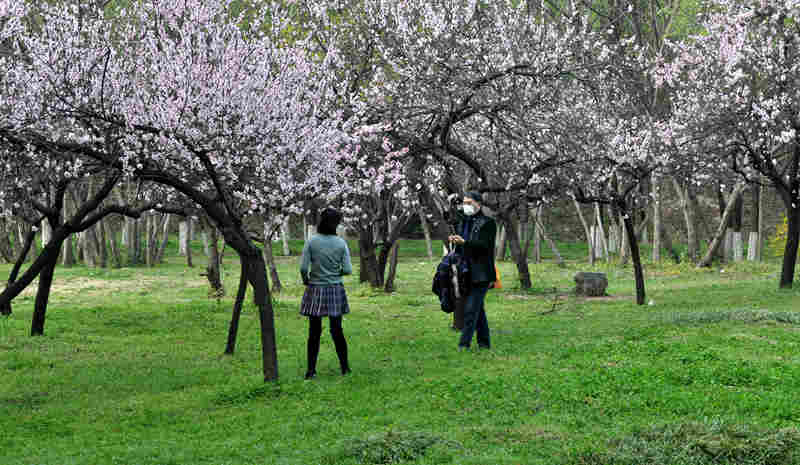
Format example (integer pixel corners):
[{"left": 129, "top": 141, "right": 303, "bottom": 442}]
[
  {"left": 317, "top": 208, "right": 342, "bottom": 235},
  {"left": 464, "top": 191, "right": 483, "bottom": 204}
]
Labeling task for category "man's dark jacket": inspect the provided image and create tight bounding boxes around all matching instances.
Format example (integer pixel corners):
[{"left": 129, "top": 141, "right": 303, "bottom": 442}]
[{"left": 456, "top": 211, "right": 497, "bottom": 283}]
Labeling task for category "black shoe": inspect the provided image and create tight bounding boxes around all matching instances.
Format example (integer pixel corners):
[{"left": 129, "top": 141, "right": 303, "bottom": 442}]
[
  {"left": 341, "top": 366, "right": 351, "bottom": 375},
  {"left": 304, "top": 370, "right": 316, "bottom": 380}
]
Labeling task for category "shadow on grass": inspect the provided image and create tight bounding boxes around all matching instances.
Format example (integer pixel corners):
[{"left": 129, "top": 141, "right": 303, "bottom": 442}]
[
  {"left": 322, "top": 430, "right": 464, "bottom": 464},
  {"left": 569, "top": 420, "right": 800, "bottom": 465}
]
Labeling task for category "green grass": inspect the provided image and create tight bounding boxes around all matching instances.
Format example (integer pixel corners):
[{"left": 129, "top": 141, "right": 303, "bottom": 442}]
[{"left": 2, "top": 240, "right": 800, "bottom": 464}]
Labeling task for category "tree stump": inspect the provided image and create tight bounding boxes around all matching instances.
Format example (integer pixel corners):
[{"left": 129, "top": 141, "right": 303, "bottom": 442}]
[{"left": 574, "top": 272, "right": 608, "bottom": 297}]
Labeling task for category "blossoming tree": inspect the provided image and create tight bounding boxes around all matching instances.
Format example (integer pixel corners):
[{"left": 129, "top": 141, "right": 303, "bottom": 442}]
[
  {"left": 294, "top": 0, "right": 608, "bottom": 288},
  {"left": 0, "top": 0, "right": 353, "bottom": 380},
  {"left": 656, "top": 0, "right": 800, "bottom": 288}
]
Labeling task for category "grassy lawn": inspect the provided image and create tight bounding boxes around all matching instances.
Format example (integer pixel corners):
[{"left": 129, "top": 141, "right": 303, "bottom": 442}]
[{"left": 3, "top": 239, "right": 800, "bottom": 464}]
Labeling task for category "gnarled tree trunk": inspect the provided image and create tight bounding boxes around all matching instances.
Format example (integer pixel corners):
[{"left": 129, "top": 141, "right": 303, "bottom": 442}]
[
  {"left": 203, "top": 219, "right": 224, "bottom": 297},
  {"left": 224, "top": 260, "right": 249, "bottom": 355},
  {"left": 622, "top": 209, "right": 646, "bottom": 306},
  {"left": 1, "top": 223, "right": 38, "bottom": 316},
  {"left": 155, "top": 214, "right": 171, "bottom": 264},
  {"left": 418, "top": 207, "right": 434, "bottom": 260},
  {"left": 780, "top": 206, "right": 800, "bottom": 289},
  {"left": 358, "top": 228, "right": 381, "bottom": 287},
  {"left": 31, "top": 251, "right": 59, "bottom": 336},
  {"left": 573, "top": 198, "right": 594, "bottom": 266},
  {"left": 384, "top": 242, "right": 400, "bottom": 293},
  {"left": 504, "top": 216, "right": 532, "bottom": 289},
  {"left": 651, "top": 174, "right": 662, "bottom": 262},
  {"left": 262, "top": 221, "right": 282, "bottom": 294}
]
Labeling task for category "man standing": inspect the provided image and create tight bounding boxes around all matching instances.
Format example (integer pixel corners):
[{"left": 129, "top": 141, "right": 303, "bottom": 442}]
[{"left": 448, "top": 191, "right": 497, "bottom": 350}]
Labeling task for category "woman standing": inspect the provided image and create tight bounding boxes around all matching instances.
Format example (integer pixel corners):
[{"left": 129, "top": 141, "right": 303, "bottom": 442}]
[{"left": 300, "top": 208, "right": 353, "bottom": 379}]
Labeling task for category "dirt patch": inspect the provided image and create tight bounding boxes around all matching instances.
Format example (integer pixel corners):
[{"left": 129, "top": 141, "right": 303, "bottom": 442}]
[
  {"left": 19, "top": 276, "right": 206, "bottom": 299},
  {"left": 730, "top": 333, "right": 779, "bottom": 345},
  {"left": 505, "top": 293, "right": 630, "bottom": 302},
  {"left": 578, "top": 294, "right": 632, "bottom": 302}
]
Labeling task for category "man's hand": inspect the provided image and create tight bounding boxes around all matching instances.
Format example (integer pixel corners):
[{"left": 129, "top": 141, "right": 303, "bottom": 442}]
[{"left": 448, "top": 235, "right": 465, "bottom": 245}]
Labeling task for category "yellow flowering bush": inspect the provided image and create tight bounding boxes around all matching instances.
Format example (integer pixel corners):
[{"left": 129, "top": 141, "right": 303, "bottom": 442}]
[{"left": 767, "top": 215, "right": 794, "bottom": 258}]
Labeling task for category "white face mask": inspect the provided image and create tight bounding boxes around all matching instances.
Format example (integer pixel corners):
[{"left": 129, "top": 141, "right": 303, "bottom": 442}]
[{"left": 462, "top": 204, "right": 478, "bottom": 216}]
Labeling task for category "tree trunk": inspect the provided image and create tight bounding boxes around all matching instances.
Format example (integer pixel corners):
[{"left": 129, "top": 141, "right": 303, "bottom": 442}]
[
  {"left": 17, "top": 223, "right": 31, "bottom": 263},
  {"left": 376, "top": 242, "right": 391, "bottom": 289},
  {"left": 777, "top": 143, "right": 800, "bottom": 288},
  {"left": 99, "top": 219, "right": 109, "bottom": 268},
  {"left": 83, "top": 228, "right": 97, "bottom": 267},
  {"left": 495, "top": 224, "right": 507, "bottom": 261},
  {"left": 659, "top": 221, "right": 681, "bottom": 263},
  {"left": 186, "top": 217, "right": 194, "bottom": 268},
  {"left": 535, "top": 215, "right": 565, "bottom": 268},
  {"left": 749, "top": 184, "right": 759, "bottom": 261},
  {"left": 1, "top": 224, "right": 38, "bottom": 316},
  {"left": 358, "top": 229, "right": 380, "bottom": 287},
  {"left": 418, "top": 207, "right": 434, "bottom": 260},
  {"left": 306, "top": 221, "right": 316, "bottom": 241},
  {"left": 281, "top": 217, "right": 291, "bottom": 256},
  {"left": 143, "top": 215, "right": 152, "bottom": 266},
  {"left": 652, "top": 175, "right": 662, "bottom": 262},
  {"left": 263, "top": 221, "right": 282, "bottom": 294},
  {"left": 384, "top": 241, "right": 400, "bottom": 293},
  {"left": 608, "top": 216, "right": 619, "bottom": 254},
  {"left": 685, "top": 187, "right": 700, "bottom": 262},
  {"left": 30, "top": 252, "right": 59, "bottom": 336},
  {"left": 747, "top": 232, "right": 759, "bottom": 261},
  {"left": 61, "top": 232, "right": 75, "bottom": 267},
  {"left": 622, "top": 211, "right": 646, "bottom": 306},
  {"left": 731, "top": 190, "right": 744, "bottom": 231},
  {"left": 41, "top": 220, "right": 51, "bottom": 248},
  {"left": 179, "top": 221, "right": 188, "bottom": 255},
  {"left": 0, "top": 220, "right": 14, "bottom": 263},
  {"left": 31, "top": 225, "right": 40, "bottom": 262},
  {"left": 156, "top": 214, "right": 171, "bottom": 264},
  {"left": 224, "top": 261, "right": 249, "bottom": 355},
  {"left": 697, "top": 182, "right": 747, "bottom": 267},
  {"left": 594, "top": 203, "right": 609, "bottom": 262},
  {"left": 205, "top": 222, "right": 224, "bottom": 297},
  {"left": 100, "top": 218, "right": 110, "bottom": 268},
  {"left": 572, "top": 198, "right": 594, "bottom": 265},
  {"left": 147, "top": 213, "right": 159, "bottom": 267},
  {"left": 126, "top": 217, "right": 138, "bottom": 266},
  {"left": 238, "top": 249, "right": 278, "bottom": 382},
  {"left": 619, "top": 213, "right": 629, "bottom": 265},
  {"left": 61, "top": 193, "right": 75, "bottom": 267},
  {"left": 779, "top": 206, "right": 800, "bottom": 289},
  {"left": 757, "top": 180, "right": 765, "bottom": 261},
  {"left": 505, "top": 216, "right": 532, "bottom": 289},
  {"left": 533, "top": 206, "right": 542, "bottom": 263},
  {"left": 105, "top": 219, "right": 122, "bottom": 268},
  {"left": 733, "top": 231, "right": 744, "bottom": 262},
  {"left": 202, "top": 230, "right": 210, "bottom": 257}
]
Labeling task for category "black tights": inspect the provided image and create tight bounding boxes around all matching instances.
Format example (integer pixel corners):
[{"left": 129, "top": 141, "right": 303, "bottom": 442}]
[{"left": 307, "top": 316, "right": 349, "bottom": 375}]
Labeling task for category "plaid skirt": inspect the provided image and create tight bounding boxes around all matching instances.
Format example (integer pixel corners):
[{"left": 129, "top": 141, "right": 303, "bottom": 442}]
[{"left": 300, "top": 283, "right": 350, "bottom": 317}]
